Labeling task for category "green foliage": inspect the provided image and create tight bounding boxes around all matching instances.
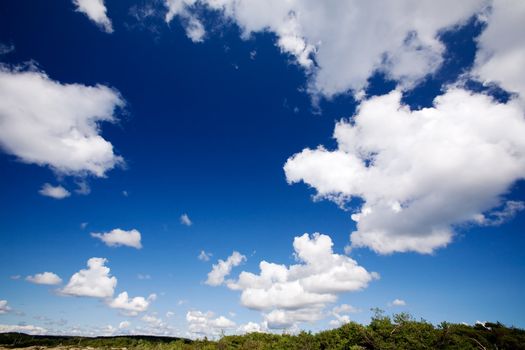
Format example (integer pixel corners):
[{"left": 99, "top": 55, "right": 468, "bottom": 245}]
[{"left": 1, "top": 314, "right": 524, "bottom": 350}]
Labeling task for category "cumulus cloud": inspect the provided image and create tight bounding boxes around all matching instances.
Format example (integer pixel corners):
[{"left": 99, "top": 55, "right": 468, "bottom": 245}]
[
  {"left": 198, "top": 250, "right": 212, "bottom": 261},
  {"left": 221, "top": 234, "right": 376, "bottom": 329},
  {"left": 73, "top": 0, "right": 114, "bottom": 33},
  {"left": 164, "top": 0, "right": 484, "bottom": 97},
  {"left": 108, "top": 292, "right": 156, "bottom": 316},
  {"left": 0, "top": 65, "right": 124, "bottom": 177},
  {"left": 0, "top": 324, "right": 46, "bottom": 335},
  {"left": 285, "top": 89, "right": 525, "bottom": 254},
  {"left": 180, "top": 213, "right": 192, "bottom": 226},
  {"left": 119, "top": 321, "right": 131, "bottom": 329},
  {"left": 186, "top": 310, "right": 235, "bottom": 336},
  {"left": 389, "top": 299, "right": 407, "bottom": 307},
  {"left": 26, "top": 272, "right": 62, "bottom": 285},
  {"left": 38, "top": 183, "right": 71, "bottom": 199},
  {"left": 237, "top": 321, "right": 263, "bottom": 334},
  {"left": 60, "top": 257, "right": 117, "bottom": 298},
  {"left": 205, "top": 251, "right": 246, "bottom": 286},
  {"left": 91, "top": 228, "right": 142, "bottom": 249},
  {"left": 473, "top": 0, "right": 525, "bottom": 103},
  {"left": 0, "top": 300, "right": 11, "bottom": 314}
]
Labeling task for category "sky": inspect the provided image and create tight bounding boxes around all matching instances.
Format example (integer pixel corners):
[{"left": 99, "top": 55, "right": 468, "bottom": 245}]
[{"left": 0, "top": 0, "right": 524, "bottom": 338}]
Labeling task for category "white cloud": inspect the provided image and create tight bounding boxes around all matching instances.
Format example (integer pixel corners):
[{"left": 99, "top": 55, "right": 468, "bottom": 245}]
[
  {"left": 164, "top": 0, "right": 484, "bottom": 97},
  {"left": 142, "top": 314, "right": 164, "bottom": 327},
  {"left": 38, "top": 183, "right": 70, "bottom": 199},
  {"left": 285, "top": 88, "right": 525, "bottom": 254},
  {"left": 237, "top": 321, "right": 263, "bottom": 334},
  {"left": 263, "top": 308, "right": 325, "bottom": 329},
  {"left": 10, "top": 275, "right": 21, "bottom": 280},
  {"left": 205, "top": 251, "right": 246, "bottom": 286},
  {"left": 26, "top": 272, "right": 62, "bottom": 285},
  {"left": 186, "top": 310, "right": 235, "bottom": 336},
  {"left": 198, "top": 250, "right": 212, "bottom": 261},
  {"left": 476, "top": 200, "right": 525, "bottom": 226},
  {"left": 332, "top": 304, "right": 360, "bottom": 315},
  {"left": 108, "top": 292, "right": 156, "bottom": 316},
  {"left": 91, "top": 228, "right": 142, "bottom": 249},
  {"left": 0, "top": 324, "right": 46, "bottom": 335},
  {"left": 180, "top": 213, "right": 192, "bottom": 226},
  {"left": 60, "top": 257, "right": 117, "bottom": 298},
  {"left": 473, "top": 0, "right": 525, "bottom": 103},
  {"left": 75, "top": 180, "right": 91, "bottom": 195},
  {"left": 166, "top": 311, "right": 175, "bottom": 318},
  {"left": 328, "top": 304, "right": 360, "bottom": 328},
  {"left": 137, "top": 273, "right": 151, "bottom": 280},
  {"left": 221, "top": 234, "right": 376, "bottom": 329},
  {"left": 73, "top": 0, "right": 114, "bottom": 33},
  {"left": 119, "top": 321, "right": 131, "bottom": 329},
  {"left": 389, "top": 299, "right": 407, "bottom": 307},
  {"left": 165, "top": 0, "right": 206, "bottom": 43},
  {"left": 0, "top": 65, "right": 124, "bottom": 177},
  {"left": 0, "top": 300, "right": 11, "bottom": 314},
  {"left": 185, "top": 17, "right": 206, "bottom": 43}
]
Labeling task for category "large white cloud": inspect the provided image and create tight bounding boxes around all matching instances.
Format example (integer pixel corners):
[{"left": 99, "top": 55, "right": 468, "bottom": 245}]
[
  {"left": 108, "top": 292, "right": 156, "bottom": 316},
  {"left": 473, "top": 0, "right": 525, "bottom": 103},
  {"left": 91, "top": 228, "right": 143, "bottom": 249},
  {"left": 222, "top": 233, "right": 377, "bottom": 329},
  {"left": 164, "top": 0, "right": 485, "bottom": 97},
  {"left": 26, "top": 272, "right": 63, "bottom": 285},
  {"left": 60, "top": 257, "right": 117, "bottom": 298},
  {"left": 73, "top": 0, "right": 114, "bottom": 33},
  {"left": 205, "top": 251, "right": 246, "bottom": 286},
  {"left": 186, "top": 310, "right": 236, "bottom": 336},
  {"left": 0, "top": 65, "right": 124, "bottom": 177},
  {"left": 285, "top": 88, "right": 525, "bottom": 254}
]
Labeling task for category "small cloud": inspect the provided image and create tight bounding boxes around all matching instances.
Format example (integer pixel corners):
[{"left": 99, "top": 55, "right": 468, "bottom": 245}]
[
  {"left": 166, "top": 311, "right": 175, "bottom": 318},
  {"left": 73, "top": 0, "right": 114, "bottom": 33},
  {"left": 108, "top": 292, "right": 156, "bottom": 316},
  {"left": 0, "top": 300, "right": 11, "bottom": 314},
  {"left": 75, "top": 180, "right": 91, "bottom": 195},
  {"left": 177, "top": 299, "right": 187, "bottom": 306},
  {"left": 180, "top": 214, "right": 192, "bottom": 226},
  {"left": 198, "top": 250, "right": 212, "bottom": 262},
  {"left": 205, "top": 251, "right": 246, "bottom": 286},
  {"left": 249, "top": 50, "right": 257, "bottom": 60},
  {"left": 91, "top": 228, "right": 142, "bottom": 249},
  {"left": 119, "top": 321, "right": 131, "bottom": 329},
  {"left": 137, "top": 273, "right": 151, "bottom": 280},
  {"left": 0, "top": 43, "right": 14, "bottom": 56},
  {"left": 185, "top": 16, "right": 206, "bottom": 43},
  {"left": 389, "top": 299, "right": 407, "bottom": 307},
  {"left": 122, "top": 190, "right": 128, "bottom": 197},
  {"left": 26, "top": 272, "right": 62, "bottom": 285},
  {"left": 80, "top": 222, "right": 88, "bottom": 229},
  {"left": 39, "top": 183, "right": 70, "bottom": 199},
  {"left": 332, "top": 304, "right": 360, "bottom": 314},
  {"left": 9, "top": 275, "right": 21, "bottom": 280}
]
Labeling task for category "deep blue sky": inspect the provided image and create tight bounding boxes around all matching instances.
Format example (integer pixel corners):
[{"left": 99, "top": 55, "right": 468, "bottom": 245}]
[{"left": 0, "top": 0, "right": 524, "bottom": 336}]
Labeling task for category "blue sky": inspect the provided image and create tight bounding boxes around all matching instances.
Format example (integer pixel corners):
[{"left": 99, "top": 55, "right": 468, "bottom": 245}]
[{"left": 0, "top": 0, "right": 524, "bottom": 337}]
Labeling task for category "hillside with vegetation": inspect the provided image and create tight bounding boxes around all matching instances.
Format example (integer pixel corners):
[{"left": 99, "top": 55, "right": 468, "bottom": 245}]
[{"left": 1, "top": 312, "right": 524, "bottom": 350}]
